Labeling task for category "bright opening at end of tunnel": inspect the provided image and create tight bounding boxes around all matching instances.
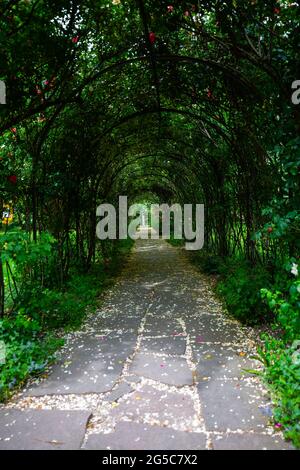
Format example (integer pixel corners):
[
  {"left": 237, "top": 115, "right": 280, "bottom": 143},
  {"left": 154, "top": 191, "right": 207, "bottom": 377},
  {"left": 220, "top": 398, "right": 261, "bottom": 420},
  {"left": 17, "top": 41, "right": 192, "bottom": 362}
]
[{"left": 95, "top": 196, "right": 205, "bottom": 251}]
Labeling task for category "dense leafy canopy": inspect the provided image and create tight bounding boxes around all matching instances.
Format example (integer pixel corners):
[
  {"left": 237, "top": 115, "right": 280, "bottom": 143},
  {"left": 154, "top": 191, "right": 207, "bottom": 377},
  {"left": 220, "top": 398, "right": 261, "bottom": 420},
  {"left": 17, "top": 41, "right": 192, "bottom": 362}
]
[
  {"left": 1, "top": 0, "right": 299, "bottom": 257},
  {"left": 0, "top": 0, "right": 299, "bottom": 445}
]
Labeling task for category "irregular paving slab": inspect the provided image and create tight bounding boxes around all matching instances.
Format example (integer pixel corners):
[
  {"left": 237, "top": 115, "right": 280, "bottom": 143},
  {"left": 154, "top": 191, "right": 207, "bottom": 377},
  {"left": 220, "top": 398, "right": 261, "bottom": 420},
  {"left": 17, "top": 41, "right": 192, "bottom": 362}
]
[
  {"left": 198, "top": 379, "right": 269, "bottom": 431},
  {"left": 25, "top": 333, "right": 136, "bottom": 396},
  {"left": 212, "top": 433, "right": 294, "bottom": 450},
  {"left": 84, "top": 421, "right": 207, "bottom": 450},
  {"left": 0, "top": 409, "right": 91, "bottom": 450},
  {"left": 94, "top": 315, "right": 142, "bottom": 332},
  {"left": 144, "top": 315, "right": 182, "bottom": 336},
  {"left": 194, "top": 344, "right": 256, "bottom": 380},
  {"left": 189, "top": 315, "right": 244, "bottom": 344},
  {"left": 110, "top": 384, "right": 202, "bottom": 431},
  {"left": 103, "top": 382, "right": 134, "bottom": 402},
  {"left": 140, "top": 336, "right": 186, "bottom": 355},
  {"left": 130, "top": 353, "right": 193, "bottom": 386}
]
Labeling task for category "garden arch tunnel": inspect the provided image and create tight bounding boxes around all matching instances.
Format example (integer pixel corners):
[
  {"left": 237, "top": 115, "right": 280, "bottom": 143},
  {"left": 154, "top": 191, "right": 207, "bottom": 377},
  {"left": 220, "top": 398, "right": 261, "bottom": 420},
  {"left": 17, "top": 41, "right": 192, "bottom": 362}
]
[{"left": 0, "top": 0, "right": 293, "bottom": 266}]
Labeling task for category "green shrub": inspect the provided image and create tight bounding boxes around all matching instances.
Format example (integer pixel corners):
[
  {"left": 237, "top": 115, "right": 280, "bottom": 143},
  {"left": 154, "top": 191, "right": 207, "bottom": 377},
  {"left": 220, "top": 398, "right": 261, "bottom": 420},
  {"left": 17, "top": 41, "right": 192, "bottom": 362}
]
[
  {"left": 195, "top": 252, "right": 223, "bottom": 275},
  {"left": 256, "top": 262, "right": 300, "bottom": 447},
  {"left": 0, "top": 312, "right": 63, "bottom": 401},
  {"left": 167, "top": 234, "right": 185, "bottom": 248},
  {"left": 17, "top": 286, "right": 88, "bottom": 329},
  {"left": 217, "top": 259, "right": 271, "bottom": 324},
  {"left": 255, "top": 336, "right": 300, "bottom": 448},
  {"left": 0, "top": 230, "right": 55, "bottom": 283},
  {"left": 0, "top": 237, "right": 134, "bottom": 401},
  {"left": 261, "top": 277, "right": 300, "bottom": 342}
]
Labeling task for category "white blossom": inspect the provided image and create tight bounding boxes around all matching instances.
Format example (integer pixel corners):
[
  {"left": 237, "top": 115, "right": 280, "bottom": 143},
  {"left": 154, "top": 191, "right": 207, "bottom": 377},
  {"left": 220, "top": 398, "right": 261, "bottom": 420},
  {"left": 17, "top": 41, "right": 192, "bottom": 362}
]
[{"left": 291, "top": 263, "right": 298, "bottom": 277}]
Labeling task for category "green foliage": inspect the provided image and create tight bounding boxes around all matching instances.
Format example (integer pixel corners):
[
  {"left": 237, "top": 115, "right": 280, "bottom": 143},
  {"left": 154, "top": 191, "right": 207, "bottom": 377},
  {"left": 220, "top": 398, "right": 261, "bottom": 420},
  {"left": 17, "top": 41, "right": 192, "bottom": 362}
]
[
  {"left": 261, "top": 278, "right": 300, "bottom": 342},
  {"left": 0, "top": 237, "right": 133, "bottom": 400},
  {"left": 15, "top": 238, "right": 133, "bottom": 330},
  {"left": 116, "top": 237, "right": 135, "bottom": 255},
  {"left": 0, "top": 311, "right": 63, "bottom": 402},
  {"left": 167, "top": 234, "right": 185, "bottom": 248},
  {"left": 216, "top": 259, "right": 271, "bottom": 324},
  {"left": 258, "top": 262, "right": 300, "bottom": 447},
  {"left": 0, "top": 231, "right": 55, "bottom": 266},
  {"left": 209, "top": 254, "right": 300, "bottom": 448},
  {"left": 17, "top": 287, "right": 87, "bottom": 329},
  {"left": 0, "top": 230, "right": 56, "bottom": 300},
  {"left": 194, "top": 252, "right": 223, "bottom": 275},
  {"left": 255, "top": 337, "right": 300, "bottom": 448},
  {"left": 202, "top": 254, "right": 300, "bottom": 446}
]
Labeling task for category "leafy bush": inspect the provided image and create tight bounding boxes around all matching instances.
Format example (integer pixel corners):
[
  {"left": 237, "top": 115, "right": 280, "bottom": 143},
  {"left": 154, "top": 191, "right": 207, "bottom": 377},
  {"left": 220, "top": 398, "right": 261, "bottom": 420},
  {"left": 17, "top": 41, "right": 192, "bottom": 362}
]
[
  {"left": 195, "top": 252, "right": 223, "bottom": 275},
  {"left": 0, "top": 230, "right": 55, "bottom": 280},
  {"left": 16, "top": 262, "right": 116, "bottom": 330},
  {"left": 206, "top": 256, "right": 300, "bottom": 446},
  {"left": 0, "top": 237, "right": 134, "bottom": 401},
  {"left": 0, "top": 230, "right": 57, "bottom": 308},
  {"left": 0, "top": 312, "right": 63, "bottom": 402},
  {"left": 3, "top": 235, "right": 133, "bottom": 330},
  {"left": 261, "top": 276, "right": 300, "bottom": 342},
  {"left": 255, "top": 261, "right": 300, "bottom": 447},
  {"left": 17, "top": 287, "right": 88, "bottom": 329},
  {"left": 255, "top": 336, "right": 300, "bottom": 448},
  {"left": 217, "top": 259, "right": 271, "bottom": 324}
]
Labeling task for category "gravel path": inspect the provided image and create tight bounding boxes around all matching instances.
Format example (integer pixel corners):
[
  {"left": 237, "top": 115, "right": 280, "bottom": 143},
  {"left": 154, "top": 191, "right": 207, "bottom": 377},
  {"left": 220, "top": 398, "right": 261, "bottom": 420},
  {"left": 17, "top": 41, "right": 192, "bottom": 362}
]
[{"left": 0, "top": 237, "right": 293, "bottom": 450}]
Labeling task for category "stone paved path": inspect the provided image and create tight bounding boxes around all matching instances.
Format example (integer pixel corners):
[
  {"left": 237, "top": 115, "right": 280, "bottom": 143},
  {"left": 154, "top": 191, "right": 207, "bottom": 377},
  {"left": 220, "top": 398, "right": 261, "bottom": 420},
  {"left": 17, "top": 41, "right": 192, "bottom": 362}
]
[{"left": 0, "top": 236, "right": 293, "bottom": 450}]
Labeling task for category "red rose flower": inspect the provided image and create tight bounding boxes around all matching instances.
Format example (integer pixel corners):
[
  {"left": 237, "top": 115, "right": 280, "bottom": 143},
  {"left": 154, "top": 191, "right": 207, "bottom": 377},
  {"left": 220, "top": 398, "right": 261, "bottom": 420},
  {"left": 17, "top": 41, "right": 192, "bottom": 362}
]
[
  {"left": 8, "top": 175, "right": 17, "bottom": 184},
  {"left": 149, "top": 32, "right": 156, "bottom": 44}
]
